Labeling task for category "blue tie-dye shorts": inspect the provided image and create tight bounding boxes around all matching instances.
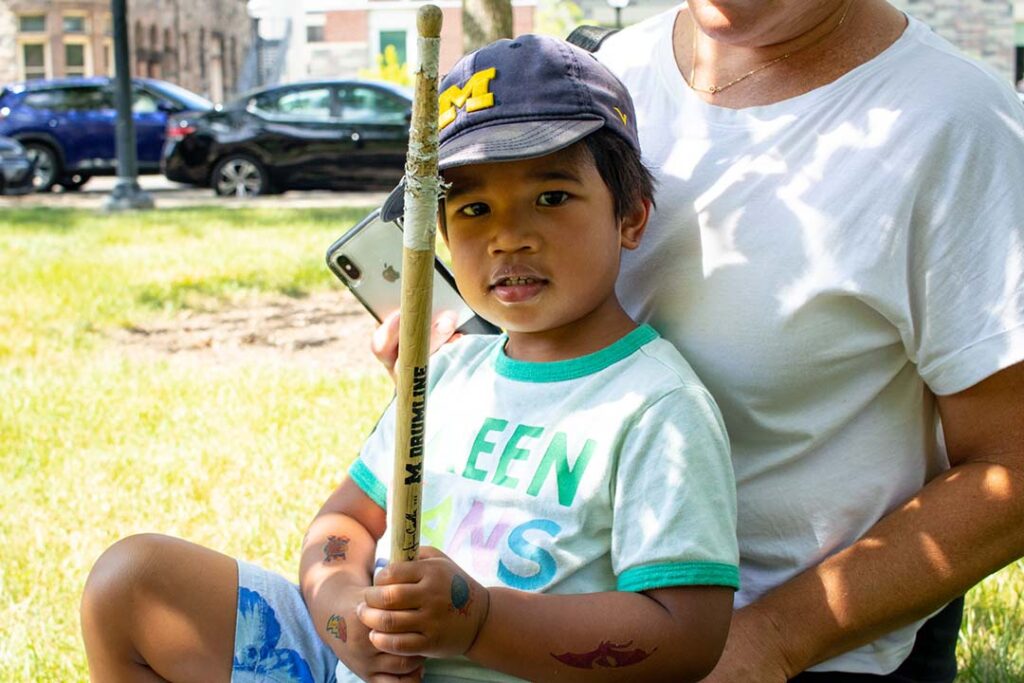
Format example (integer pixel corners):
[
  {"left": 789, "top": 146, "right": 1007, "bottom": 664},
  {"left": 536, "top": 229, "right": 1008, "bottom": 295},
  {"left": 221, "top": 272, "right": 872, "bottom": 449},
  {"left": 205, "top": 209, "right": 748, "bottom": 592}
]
[{"left": 232, "top": 559, "right": 362, "bottom": 683}]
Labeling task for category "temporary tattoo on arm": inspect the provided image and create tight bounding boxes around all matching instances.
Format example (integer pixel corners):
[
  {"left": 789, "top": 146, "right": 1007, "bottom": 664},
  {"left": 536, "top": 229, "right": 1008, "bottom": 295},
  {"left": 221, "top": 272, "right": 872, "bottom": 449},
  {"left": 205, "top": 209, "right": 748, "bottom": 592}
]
[
  {"left": 551, "top": 641, "right": 656, "bottom": 669},
  {"left": 326, "top": 614, "right": 348, "bottom": 642},
  {"left": 321, "top": 535, "right": 349, "bottom": 563},
  {"left": 449, "top": 574, "right": 472, "bottom": 616}
]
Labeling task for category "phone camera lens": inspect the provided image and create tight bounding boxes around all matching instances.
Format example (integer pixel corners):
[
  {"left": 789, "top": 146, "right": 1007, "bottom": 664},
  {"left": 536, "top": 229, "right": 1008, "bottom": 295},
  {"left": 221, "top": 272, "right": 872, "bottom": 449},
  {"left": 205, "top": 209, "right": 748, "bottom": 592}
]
[{"left": 337, "top": 256, "right": 362, "bottom": 281}]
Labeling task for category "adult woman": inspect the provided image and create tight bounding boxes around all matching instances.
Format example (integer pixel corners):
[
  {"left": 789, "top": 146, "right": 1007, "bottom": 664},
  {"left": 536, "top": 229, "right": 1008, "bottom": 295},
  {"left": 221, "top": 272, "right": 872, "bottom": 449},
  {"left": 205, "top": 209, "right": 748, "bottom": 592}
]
[
  {"left": 377, "top": 1, "right": 1024, "bottom": 679},
  {"left": 589, "top": 0, "right": 1024, "bottom": 679}
]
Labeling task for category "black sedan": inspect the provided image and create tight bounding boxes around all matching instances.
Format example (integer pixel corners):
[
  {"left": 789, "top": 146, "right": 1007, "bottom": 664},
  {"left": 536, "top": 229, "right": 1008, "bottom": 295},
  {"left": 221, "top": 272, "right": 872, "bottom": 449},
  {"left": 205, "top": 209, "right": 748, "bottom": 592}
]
[
  {"left": 162, "top": 80, "right": 412, "bottom": 196},
  {"left": 0, "top": 135, "right": 34, "bottom": 195}
]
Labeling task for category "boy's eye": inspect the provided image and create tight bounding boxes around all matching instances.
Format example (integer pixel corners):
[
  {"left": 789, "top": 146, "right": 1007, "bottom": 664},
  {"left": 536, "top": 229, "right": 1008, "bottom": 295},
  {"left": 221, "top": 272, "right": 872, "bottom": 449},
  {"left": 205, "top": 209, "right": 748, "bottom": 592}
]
[
  {"left": 537, "top": 191, "right": 570, "bottom": 207},
  {"left": 458, "top": 202, "right": 489, "bottom": 217}
]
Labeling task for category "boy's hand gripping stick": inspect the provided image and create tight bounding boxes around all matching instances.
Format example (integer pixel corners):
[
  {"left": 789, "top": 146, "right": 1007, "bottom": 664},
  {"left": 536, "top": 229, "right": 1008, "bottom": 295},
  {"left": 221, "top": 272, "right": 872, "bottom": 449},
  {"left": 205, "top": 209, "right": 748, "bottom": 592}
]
[{"left": 391, "top": 5, "right": 443, "bottom": 564}]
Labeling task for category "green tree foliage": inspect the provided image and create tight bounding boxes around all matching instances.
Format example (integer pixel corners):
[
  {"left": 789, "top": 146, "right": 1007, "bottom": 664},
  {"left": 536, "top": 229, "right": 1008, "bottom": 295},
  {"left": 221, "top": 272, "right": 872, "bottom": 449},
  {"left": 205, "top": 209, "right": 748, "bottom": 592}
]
[
  {"left": 358, "top": 45, "right": 411, "bottom": 87},
  {"left": 535, "top": 0, "right": 585, "bottom": 38}
]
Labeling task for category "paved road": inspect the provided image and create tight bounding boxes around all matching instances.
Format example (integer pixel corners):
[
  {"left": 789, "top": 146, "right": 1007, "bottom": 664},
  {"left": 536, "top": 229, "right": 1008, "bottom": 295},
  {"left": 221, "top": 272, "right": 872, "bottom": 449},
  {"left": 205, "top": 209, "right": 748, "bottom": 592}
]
[{"left": 0, "top": 175, "right": 390, "bottom": 210}]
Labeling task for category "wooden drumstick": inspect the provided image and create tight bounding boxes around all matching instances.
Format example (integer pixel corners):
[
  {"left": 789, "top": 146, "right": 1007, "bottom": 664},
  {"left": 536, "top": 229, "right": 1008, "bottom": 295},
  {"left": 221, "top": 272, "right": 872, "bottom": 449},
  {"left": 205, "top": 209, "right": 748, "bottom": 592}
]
[{"left": 390, "top": 4, "right": 443, "bottom": 563}]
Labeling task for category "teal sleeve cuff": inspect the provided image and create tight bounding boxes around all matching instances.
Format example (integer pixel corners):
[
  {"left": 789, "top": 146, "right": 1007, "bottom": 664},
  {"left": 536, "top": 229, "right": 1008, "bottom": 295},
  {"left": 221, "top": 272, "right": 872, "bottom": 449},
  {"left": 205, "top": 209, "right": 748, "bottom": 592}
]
[
  {"left": 618, "top": 562, "right": 740, "bottom": 591},
  {"left": 348, "top": 460, "right": 387, "bottom": 510}
]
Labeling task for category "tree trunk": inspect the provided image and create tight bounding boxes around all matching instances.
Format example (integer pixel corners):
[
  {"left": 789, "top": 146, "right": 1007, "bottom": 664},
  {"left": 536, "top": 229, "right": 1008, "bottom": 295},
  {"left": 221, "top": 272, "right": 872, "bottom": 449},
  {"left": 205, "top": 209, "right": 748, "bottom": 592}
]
[{"left": 462, "top": 0, "right": 513, "bottom": 52}]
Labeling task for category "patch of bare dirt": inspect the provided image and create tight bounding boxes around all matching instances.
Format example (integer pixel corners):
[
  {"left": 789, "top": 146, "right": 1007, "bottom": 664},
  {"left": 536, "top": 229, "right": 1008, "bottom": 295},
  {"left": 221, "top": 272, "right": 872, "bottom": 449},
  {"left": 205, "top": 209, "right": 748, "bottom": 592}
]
[{"left": 107, "top": 290, "right": 385, "bottom": 376}]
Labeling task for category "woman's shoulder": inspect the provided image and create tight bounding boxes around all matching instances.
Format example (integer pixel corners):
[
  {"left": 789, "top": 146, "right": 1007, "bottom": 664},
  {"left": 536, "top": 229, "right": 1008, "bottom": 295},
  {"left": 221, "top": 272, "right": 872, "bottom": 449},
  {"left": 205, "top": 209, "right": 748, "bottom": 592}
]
[
  {"left": 875, "top": 15, "right": 1023, "bottom": 118},
  {"left": 595, "top": 5, "right": 679, "bottom": 78}
]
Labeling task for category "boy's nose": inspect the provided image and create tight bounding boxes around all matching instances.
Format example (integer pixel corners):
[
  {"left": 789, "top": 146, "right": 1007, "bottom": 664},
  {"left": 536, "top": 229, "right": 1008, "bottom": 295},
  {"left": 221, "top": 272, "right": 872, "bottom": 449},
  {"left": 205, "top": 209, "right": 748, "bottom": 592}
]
[{"left": 488, "top": 214, "right": 540, "bottom": 255}]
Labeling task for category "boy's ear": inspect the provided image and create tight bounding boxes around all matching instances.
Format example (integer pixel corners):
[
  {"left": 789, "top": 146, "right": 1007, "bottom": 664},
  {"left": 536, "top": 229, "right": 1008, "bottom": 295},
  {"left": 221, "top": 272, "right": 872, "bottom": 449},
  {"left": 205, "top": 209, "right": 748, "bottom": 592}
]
[{"left": 619, "top": 199, "right": 650, "bottom": 251}]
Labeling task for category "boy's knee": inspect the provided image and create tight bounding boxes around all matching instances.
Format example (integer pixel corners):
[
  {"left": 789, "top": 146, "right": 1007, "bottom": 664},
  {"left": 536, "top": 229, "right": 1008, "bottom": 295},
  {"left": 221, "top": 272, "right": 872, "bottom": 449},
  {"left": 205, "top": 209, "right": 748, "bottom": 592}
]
[{"left": 82, "top": 533, "right": 173, "bottom": 614}]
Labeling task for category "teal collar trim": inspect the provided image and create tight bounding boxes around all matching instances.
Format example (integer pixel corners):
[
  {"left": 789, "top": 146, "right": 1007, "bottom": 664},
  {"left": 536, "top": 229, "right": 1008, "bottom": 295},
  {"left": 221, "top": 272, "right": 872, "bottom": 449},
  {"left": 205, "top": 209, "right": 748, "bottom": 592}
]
[{"left": 495, "top": 325, "right": 658, "bottom": 383}]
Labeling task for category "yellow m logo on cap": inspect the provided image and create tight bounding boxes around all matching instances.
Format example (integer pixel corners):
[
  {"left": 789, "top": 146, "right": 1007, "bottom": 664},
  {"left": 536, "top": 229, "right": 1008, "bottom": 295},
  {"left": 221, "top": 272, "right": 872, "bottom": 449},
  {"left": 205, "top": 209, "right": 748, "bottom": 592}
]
[{"left": 438, "top": 67, "right": 497, "bottom": 130}]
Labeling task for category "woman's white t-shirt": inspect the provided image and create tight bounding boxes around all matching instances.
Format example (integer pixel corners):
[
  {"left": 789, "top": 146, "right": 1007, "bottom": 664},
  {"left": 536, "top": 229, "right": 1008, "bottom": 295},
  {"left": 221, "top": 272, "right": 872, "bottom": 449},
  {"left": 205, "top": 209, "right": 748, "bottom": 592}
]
[{"left": 599, "top": 8, "right": 1024, "bottom": 674}]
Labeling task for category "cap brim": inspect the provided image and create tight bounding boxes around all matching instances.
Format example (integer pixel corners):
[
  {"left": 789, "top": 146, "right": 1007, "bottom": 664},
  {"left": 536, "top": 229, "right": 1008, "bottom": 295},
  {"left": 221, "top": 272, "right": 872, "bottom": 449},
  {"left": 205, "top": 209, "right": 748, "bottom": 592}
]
[{"left": 380, "top": 118, "right": 603, "bottom": 223}]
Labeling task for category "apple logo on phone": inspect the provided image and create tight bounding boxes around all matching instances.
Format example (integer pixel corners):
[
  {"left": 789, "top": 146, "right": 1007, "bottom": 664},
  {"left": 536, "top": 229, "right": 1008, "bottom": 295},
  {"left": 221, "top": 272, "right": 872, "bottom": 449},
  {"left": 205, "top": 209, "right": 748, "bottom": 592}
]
[{"left": 382, "top": 264, "right": 400, "bottom": 282}]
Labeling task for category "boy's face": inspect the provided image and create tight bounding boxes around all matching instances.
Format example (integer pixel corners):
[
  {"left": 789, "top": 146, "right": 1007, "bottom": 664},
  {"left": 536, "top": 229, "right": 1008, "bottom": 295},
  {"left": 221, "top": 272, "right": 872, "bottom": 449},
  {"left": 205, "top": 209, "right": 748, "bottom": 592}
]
[{"left": 441, "top": 145, "right": 647, "bottom": 343}]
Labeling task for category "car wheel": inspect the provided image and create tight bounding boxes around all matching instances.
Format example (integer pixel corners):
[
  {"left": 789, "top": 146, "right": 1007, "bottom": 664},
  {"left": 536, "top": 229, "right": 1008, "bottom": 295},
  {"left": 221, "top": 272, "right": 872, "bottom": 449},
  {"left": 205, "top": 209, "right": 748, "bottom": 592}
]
[
  {"left": 211, "top": 155, "right": 270, "bottom": 197},
  {"left": 23, "top": 142, "right": 60, "bottom": 192},
  {"left": 58, "top": 174, "right": 90, "bottom": 192}
]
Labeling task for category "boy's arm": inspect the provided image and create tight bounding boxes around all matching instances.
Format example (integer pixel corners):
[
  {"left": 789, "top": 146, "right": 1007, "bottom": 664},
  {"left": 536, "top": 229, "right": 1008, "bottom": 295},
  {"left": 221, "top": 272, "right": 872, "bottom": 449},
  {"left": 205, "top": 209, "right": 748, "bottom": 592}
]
[
  {"left": 472, "top": 583, "right": 733, "bottom": 682},
  {"left": 360, "top": 547, "right": 734, "bottom": 682},
  {"left": 300, "top": 477, "right": 424, "bottom": 680}
]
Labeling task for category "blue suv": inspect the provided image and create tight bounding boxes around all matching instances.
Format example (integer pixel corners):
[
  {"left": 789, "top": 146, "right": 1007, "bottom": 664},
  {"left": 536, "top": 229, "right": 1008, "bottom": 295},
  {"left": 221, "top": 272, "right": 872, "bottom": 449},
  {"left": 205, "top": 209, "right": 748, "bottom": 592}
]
[{"left": 0, "top": 77, "right": 212, "bottom": 191}]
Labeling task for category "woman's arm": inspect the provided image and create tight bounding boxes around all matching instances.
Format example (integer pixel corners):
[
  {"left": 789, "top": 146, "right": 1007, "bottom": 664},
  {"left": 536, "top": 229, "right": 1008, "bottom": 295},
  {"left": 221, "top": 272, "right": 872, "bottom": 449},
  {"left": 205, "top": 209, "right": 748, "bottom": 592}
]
[
  {"left": 360, "top": 546, "right": 734, "bottom": 682},
  {"left": 703, "top": 361, "right": 1024, "bottom": 681},
  {"left": 300, "top": 477, "right": 425, "bottom": 681}
]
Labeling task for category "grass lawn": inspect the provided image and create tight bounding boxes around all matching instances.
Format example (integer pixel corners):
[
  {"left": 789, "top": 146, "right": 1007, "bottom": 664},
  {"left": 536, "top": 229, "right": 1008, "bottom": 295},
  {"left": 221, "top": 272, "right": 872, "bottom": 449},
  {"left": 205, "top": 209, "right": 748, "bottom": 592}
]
[{"left": 0, "top": 206, "right": 1021, "bottom": 681}]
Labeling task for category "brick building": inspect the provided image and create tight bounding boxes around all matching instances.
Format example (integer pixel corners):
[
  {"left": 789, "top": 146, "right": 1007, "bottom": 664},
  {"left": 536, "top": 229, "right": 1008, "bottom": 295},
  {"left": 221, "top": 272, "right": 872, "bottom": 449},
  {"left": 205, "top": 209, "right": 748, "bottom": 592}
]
[
  {"left": 263, "top": 0, "right": 1020, "bottom": 87},
  {"left": 0, "top": 0, "right": 251, "bottom": 102},
  {"left": 278, "top": 0, "right": 537, "bottom": 83}
]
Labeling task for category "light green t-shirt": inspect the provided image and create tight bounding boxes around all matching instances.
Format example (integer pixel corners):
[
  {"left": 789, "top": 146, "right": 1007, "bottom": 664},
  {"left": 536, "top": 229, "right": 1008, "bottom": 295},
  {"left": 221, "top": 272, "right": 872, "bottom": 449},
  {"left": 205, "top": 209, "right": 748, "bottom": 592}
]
[{"left": 347, "top": 325, "right": 738, "bottom": 682}]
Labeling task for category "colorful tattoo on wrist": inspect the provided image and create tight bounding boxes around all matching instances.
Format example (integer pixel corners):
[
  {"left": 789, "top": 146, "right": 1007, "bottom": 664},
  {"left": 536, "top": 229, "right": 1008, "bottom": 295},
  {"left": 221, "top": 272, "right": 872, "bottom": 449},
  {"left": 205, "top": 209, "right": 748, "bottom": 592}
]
[
  {"left": 552, "top": 641, "right": 656, "bottom": 669},
  {"left": 321, "top": 535, "right": 349, "bottom": 563},
  {"left": 326, "top": 614, "right": 348, "bottom": 642},
  {"left": 449, "top": 574, "right": 472, "bottom": 616}
]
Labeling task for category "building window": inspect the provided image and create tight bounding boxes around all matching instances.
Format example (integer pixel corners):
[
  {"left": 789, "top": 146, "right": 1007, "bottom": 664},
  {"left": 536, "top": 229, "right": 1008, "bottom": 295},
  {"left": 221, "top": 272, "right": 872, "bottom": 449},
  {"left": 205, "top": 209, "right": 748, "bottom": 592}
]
[
  {"left": 230, "top": 36, "right": 237, "bottom": 89},
  {"left": 182, "top": 32, "right": 190, "bottom": 71},
  {"left": 199, "top": 28, "right": 206, "bottom": 78},
  {"left": 18, "top": 15, "right": 46, "bottom": 33},
  {"left": 19, "top": 42, "right": 48, "bottom": 80},
  {"left": 63, "top": 15, "right": 88, "bottom": 34},
  {"left": 307, "top": 25, "right": 325, "bottom": 43},
  {"left": 103, "top": 14, "right": 112, "bottom": 36},
  {"left": 379, "top": 30, "right": 407, "bottom": 66},
  {"left": 307, "top": 13, "right": 326, "bottom": 43},
  {"left": 104, "top": 41, "right": 114, "bottom": 76},
  {"left": 64, "top": 40, "right": 90, "bottom": 77}
]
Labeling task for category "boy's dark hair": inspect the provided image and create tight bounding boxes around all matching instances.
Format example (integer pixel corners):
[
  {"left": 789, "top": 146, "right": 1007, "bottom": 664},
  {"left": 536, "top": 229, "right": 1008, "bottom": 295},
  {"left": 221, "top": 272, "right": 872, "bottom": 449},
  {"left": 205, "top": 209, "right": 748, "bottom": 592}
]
[{"left": 578, "top": 128, "right": 656, "bottom": 221}]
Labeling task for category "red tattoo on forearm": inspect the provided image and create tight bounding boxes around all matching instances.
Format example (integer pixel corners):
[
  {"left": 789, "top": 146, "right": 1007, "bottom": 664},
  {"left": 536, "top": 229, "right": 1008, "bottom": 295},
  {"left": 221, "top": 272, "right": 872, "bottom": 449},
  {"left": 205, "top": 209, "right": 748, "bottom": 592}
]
[
  {"left": 321, "top": 535, "right": 349, "bottom": 563},
  {"left": 551, "top": 641, "right": 656, "bottom": 669},
  {"left": 326, "top": 614, "right": 347, "bottom": 642},
  {"left": 449, "top": 574, "right": 472, "bottom": 616}
]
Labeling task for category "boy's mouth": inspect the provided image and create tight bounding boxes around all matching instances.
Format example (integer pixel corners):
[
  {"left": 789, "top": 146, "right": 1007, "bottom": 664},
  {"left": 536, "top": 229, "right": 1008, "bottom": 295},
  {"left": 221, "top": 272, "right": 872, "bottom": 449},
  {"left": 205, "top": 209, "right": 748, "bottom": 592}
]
[
  {"left": 489, "top": 271, "right": 548, "bottom": 303},
  {"left": 493, "top": 276, "right": 542, "bottom": 286}
]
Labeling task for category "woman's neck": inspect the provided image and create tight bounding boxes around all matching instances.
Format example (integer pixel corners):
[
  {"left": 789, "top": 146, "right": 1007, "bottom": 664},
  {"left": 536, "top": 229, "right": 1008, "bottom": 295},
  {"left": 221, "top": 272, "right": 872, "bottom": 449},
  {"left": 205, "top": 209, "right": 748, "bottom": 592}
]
[{"left": 676, "top": 0, "right": 908, "bottom": 109}]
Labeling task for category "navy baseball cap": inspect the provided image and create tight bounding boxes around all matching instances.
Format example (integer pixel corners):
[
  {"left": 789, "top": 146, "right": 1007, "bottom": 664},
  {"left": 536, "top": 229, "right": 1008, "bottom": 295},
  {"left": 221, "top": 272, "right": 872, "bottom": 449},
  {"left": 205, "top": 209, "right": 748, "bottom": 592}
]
[{"left": 380, "top": 33, "right": 640, "bottom": 222}]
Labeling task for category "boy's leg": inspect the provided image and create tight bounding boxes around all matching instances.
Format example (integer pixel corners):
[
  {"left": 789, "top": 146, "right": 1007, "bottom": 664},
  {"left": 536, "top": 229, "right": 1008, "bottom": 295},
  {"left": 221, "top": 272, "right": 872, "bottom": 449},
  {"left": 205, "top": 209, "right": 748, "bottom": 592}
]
[{"left": 81, "top": 533, "right": 238, "bottom": 682}]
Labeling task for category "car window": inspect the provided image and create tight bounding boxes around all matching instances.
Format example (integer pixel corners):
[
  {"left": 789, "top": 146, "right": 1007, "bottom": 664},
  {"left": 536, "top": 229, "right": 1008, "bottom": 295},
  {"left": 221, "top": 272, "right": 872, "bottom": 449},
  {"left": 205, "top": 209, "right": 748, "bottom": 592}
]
[
  {"left": 251, "top": 87, "right": 332, "bottom": 120},
  {"left": 132, "top": 89, "right": 160, "bottom": 113},
  {"left": 338, "top": 86, "right": 409, "bottom": 125},
  {"left": 144, "top": 80, "right": 213, "bottom": 111},
  {"left": 23, "top": 86, "right": 113, "bottom": 112}
]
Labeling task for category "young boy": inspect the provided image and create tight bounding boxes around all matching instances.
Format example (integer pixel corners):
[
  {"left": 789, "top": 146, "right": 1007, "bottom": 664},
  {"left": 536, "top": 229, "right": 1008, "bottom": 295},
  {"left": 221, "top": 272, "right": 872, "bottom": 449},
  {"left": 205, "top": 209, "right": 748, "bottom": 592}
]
[{"left": 81, "top": 35, "right": 737, "bottom": 683}]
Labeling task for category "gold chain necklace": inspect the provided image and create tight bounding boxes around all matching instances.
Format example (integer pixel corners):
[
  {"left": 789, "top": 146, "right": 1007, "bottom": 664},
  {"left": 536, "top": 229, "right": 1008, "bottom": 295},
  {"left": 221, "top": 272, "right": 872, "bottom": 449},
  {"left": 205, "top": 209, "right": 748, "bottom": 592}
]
[{"left": 688, "top": 0, "right": 854, "bottom": 95}]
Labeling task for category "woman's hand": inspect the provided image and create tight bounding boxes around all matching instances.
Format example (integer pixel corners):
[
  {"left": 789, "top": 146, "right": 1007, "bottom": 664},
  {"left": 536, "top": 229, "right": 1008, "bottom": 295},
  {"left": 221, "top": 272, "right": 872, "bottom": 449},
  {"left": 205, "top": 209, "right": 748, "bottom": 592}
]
[
  {"left": 371, "top": 310, "right": 462, "bottom": 381},
  {"left": 699, "top": 603, "right": 794, "bottom": 683}
]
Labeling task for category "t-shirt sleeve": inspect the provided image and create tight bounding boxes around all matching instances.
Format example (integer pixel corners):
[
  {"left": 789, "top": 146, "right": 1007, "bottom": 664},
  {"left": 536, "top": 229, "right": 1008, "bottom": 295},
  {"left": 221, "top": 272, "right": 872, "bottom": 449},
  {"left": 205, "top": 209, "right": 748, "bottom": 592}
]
[
  {"left": 348, "top": 398, "right": 396, "bottom": 510},
  {"left": 611, "top": 384, "right": 739, "bottom": 592},
  {"left": 907, "top": 85, "right": 1024, "bottom": 395}
]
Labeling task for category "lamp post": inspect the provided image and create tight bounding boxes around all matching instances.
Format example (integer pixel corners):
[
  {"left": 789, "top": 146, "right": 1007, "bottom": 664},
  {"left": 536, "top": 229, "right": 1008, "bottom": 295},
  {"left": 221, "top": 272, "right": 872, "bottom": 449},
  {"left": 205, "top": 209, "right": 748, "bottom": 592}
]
[
  {"left": 104, "top": 0, "right": 154, "bottom": 211},
  {"left": 606, "top": 0, "right": 630, "bottom": 29}
]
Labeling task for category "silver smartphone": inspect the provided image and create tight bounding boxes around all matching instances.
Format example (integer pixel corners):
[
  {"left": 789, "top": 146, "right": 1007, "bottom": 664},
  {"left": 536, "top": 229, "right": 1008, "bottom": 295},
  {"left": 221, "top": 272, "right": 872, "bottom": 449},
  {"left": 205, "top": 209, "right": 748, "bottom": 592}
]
[{"left": 326, "top": 208, "right": 500, "bottom": 335}]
